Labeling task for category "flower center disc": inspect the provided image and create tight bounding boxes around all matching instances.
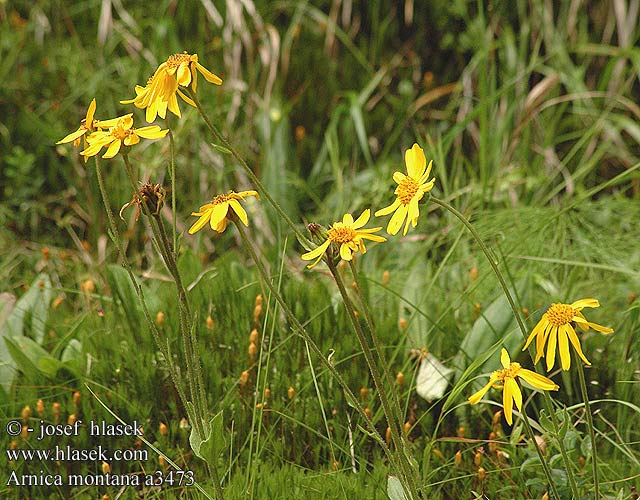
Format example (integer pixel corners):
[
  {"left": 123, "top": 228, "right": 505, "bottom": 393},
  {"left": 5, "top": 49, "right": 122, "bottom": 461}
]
[
  {"left": 397, "top": 177, "right": 419, "bottom": 205},
  {"left": 546, "top": 303, "right": 575, "bottom": 326},
  {"left": 166, "top": 53, "right": 191, "bottom": 69},
  {"left": 212, "top": 194, "right": 231, "bottom": 205},
  {"left": 328, "top": 224, "right": 356, "bottom": 243}
]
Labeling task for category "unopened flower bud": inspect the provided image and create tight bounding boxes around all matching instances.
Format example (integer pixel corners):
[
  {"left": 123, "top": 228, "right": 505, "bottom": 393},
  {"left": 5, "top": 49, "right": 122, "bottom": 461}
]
[
  {"left": 474, "top": 451, "right": 482, "bottom": 467},
  {"left": 36, "top": 400, "right": 44, "bottom": 416},
  {"left": 287, "top": 386, "right": 295, "bottom": 400},
  {"left": 264, "top": 387, "right": 271, "bottom": 400},
  {"left": 239, "top": 370, "right": 249, "bottom": 386},
  {"left": 206, "top": 315, "right": 214, "bottom": 330},
  {"left": 253, "top": 304, "right": 262, "bottom": 323},
  {"left": 382, "top": 270, "right": 390, "bottom": 285},
  {"left": 68, "top": 414, "right": 76, "bottom": 425},
  {"left": 364, "top": 407, "right": 372, "bottom": 419},
  {"left": 73, "top": 391, "right": 81, "bottom": 407},
  {"left": 385, "top": 427, "right": 391, "bottom": 444},
  {"left": 454, "top": 450, "right": 462, "bottom": 467},
  {"left": 470, "top": 266, "right": 478, "bottom": 281},
  {"left": 396, "top": 371, "right": 405, "bottom": 387},
  {"left": 102, "top": 461, "right": 111, "bottom": 474},
  {"left": 399, "top": 318, "right": 408, "bottom": 330}
]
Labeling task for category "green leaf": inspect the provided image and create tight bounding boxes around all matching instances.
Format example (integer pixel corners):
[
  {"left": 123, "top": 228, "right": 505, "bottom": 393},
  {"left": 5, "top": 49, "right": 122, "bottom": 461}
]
[
  {"left": 211, "top": 143, "right": 232, "bottom": 155},
  {"left": 387, "top": 475, "right": 409, "bottom": 500},
  {"left": 189, "top": 411, "right": 225, "bottom": 467},
  {"left": 5, "top": 335, "right": 63, "bottom": 379}
]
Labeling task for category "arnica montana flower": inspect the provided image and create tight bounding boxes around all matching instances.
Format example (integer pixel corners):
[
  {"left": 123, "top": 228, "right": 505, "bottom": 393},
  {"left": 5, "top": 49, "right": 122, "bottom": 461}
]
[
  {"left": 80, "top": 116, "right": 168, "bottom": 159},
  {"left": 301, "top": 209, "right": 386, "bottom": 269},
  {"left": 375, "top": 143, "right": 435, "bottom": 235},
  {"left": 468, "top": 348, "right": 559, "bottom": 425},
  {"left": 523, "top": 298, "right": 614, "bottom": 371},
  {"left": 121, "top": 52, "right": 222, "bottom": 123},
  {"left": 56, "top": 99, "right": 132, "bottom": 161},
  {"left": 188, "top": 190, "right": 259, "bottom": 234}
]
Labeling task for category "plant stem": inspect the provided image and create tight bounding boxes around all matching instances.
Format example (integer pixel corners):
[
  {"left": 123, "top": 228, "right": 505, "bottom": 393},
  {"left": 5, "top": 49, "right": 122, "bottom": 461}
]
[
  {"left": 186, "top": 89, "right": 310, "bottom": 247},
  {"left": 431, "top": 196, "right": 563, "bottom": 499},
  {"left": 518, "top": 404, "right": 562, "bottom": 500},
  {"left": 93, "top": 157, "right": 188, "bottom": 407},
  {"left": 576, "top": 358, "right": 599, "bottom": 498},
  {"left": 231, "top": 219, "right": 396, "bottom": 465},
  {"left": 329, "top": 262, "right": 420, "bottom": 499},
  {"left": 166, "top": 116, "right": 178, "bottom": 259},
  {"left": 348, "top": 261, "right": 403, "bottom": 422}
]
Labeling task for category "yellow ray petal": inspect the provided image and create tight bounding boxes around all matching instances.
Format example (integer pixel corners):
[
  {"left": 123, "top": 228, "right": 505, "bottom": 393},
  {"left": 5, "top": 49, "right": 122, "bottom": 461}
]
[
  {"left": 517, "top": 369, "right": 559, "bottom": 391},
  {"left": 546, "top": 326, "right": 558, "bottom": 371},
  {"left": 558, "top": 325, "right": 571, "bottom": 371},
  {"left": 229, "top": 199, "right": 249, "bottom": 226},
  {"left": 375, "top": 198, "right": 401, "bottom": 217},
  {"left": 197, "top": 62, "right": 223, "bottom": 84},
  {"left": 352, "top": 209, "right": 370, "bottom": 229},
  {"left": 405, "top": 143, "right": 426, "bottom": 178},
  {"left": 188, "top": 209, "right": 213, "bottom": 234},
  {"left": 102, "top": 139, "right": 122, "bottom": 159},
  {"left": 564, "top": 324, "right": 591, "bottom": 365}
]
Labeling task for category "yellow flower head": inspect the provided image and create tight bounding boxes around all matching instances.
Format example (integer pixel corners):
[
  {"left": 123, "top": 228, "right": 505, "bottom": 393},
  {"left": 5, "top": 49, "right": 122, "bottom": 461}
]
[
  {"left": 301, "top": 209, "right": 386, "bottom": 269},
  {"left": 468, "top": 349, "right": 559, "bottom": 425},
  {"left": 56, "top": 99, "right": 133, "bottom": 161},
  {"left": 80, "top": 116, "right": 169, "bottom": 159},
  {"left": 121, "top": 52, "right": 222, "bottom": 123},
  {"left": 189, "top": 190, "right": 259, "bottom": 234},
  {"left": 523, "top": 298, "right": 614, "bottom": 372},
  {"left": 375, "top": 143, "right": 435, "bottom": 235}
]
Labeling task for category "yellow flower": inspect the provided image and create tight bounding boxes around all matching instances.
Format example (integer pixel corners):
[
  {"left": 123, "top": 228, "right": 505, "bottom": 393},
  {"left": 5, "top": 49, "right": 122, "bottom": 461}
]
[
  {"left": 56, "top": 99, "right": 132, "bottom": 161},
  {"left": 188, "top": 190, "right": 259, "bottom": 234},
  {"left": 301, "top": 209, "right": 386, "bottom": 269},
  {"left": 523, "top": 298, "right": 614, "bottom": 371},
  {"left": 121, "top": 52, "right": 222, "bottom": 123},
  {"left": 375, "top": 143, "right": 435, "bottom": 235},
  {"left": 468, "top": 349, "right": 558, "bottom": 425},
  {"left": 80, "top": 116, "right": 169, "bottom": 159}
]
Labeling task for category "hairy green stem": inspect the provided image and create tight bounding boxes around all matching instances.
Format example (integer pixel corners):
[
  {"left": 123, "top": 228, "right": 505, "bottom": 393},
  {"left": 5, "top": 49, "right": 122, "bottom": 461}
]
[
  {"left": 431, "top": 196, "right": 561, "bottom": 499},
  {"left": 231, "top": 219, "right": 395, "bottom": 465},
  {"left": 93, "top": 157, "right": 188, "bottom": 407},
  {"left": 329, "top": 262, "right": 420, "bottom": 499},
  {"left": 187, "top": 89, "right": 310, "bottom": 247},
  {"left": 166, "top": 117, "right": 178, "bottom": 258},
  {"left": 576, "top": 358, "right": 599, "bottom": 498}
]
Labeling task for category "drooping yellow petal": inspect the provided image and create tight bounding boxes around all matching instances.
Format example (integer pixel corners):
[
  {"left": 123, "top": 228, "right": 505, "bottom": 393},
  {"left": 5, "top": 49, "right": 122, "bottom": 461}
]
[
  {"left": 502, "top": 379, "right": 516, "bottom": 425},
  {"left": 564, "top": 324, "right": 591, "bottom": 366},
  {"left": 517, "top": 369, "right": 559, "bottom": 391},
  {"left": 546, "top": 326, "right": 558, "bottom": 371},
  {"left": 558, "top": 325, "right": 572, "bottom": 371},
  {"left": 208, "top": 202, "right": 231, "bottom": 230},
  {"left": 188, "top": 208, "right": 213, "bottom": 234},
  {"left": 229, "top": 199, "right": 249, "bottom": 226},
  {"left": 387, "top": 204, "right": 408, "bottom": 235},
  {"left": 57, "top": 128, "right": 86, "bottom": 145},
  {"left": 102, "top": 139, "right": 122, "bottom": 159},
  {"left": 340, "top": 242, "right": 354, "bottom": 261},
  {"left": 376, "top": 199, "right": 400, "bottom": 219},
  {"left": 196, "top": 62, "right": 223, "bottom": 84},
  {"left": 301, "top": 239, "right": 332, "bottom": 269},
  {"left": 468, "top": 373, "right": 498, "bottom": 405}
]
